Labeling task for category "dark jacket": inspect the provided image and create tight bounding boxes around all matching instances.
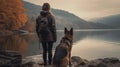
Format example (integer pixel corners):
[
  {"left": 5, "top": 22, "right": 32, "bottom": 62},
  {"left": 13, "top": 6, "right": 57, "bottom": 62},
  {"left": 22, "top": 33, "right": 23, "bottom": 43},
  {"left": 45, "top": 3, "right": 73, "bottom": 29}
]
[{"left": 36, "top": 11, "right": 57, "bottom": 42}]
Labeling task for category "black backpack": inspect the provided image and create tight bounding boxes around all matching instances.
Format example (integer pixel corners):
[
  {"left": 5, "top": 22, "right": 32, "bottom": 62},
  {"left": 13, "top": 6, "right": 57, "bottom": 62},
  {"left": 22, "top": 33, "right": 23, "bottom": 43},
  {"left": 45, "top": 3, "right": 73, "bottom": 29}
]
[{"left": 36, "top": 15, "right": 50, "bottom": 35}]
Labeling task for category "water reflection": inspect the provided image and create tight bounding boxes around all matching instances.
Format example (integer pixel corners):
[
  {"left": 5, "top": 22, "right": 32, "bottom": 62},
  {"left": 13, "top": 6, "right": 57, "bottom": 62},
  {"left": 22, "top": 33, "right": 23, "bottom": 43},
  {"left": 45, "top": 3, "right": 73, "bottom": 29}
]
[
  {"left": 0, "top": 35, "right": 28, "bottom": 58},
  {"left": 73, "top": 30, "right": 120, "bottom": 43},
  {"left": 72, "top": 39, "right": 120, "bottom": 60},
  {"left": 0, "top": 30, "right": 120, "bottom": 59},
  {"left": 72, "top": 30, "right": 120, "bottom": 60}
]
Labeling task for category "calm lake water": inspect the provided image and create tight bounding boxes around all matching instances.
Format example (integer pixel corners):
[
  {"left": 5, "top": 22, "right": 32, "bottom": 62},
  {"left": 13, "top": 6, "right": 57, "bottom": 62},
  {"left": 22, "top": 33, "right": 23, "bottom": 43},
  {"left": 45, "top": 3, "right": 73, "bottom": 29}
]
[{"left": 0, "top": 29, "right": 120, "bottom": 60}]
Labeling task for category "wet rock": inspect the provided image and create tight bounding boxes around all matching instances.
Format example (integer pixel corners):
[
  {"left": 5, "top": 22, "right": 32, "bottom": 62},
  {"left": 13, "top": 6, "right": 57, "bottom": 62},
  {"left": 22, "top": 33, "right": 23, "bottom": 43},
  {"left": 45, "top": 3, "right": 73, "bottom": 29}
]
[
  {"left": 0, "top": 50, "right": 22, "bottom": 67},
  {"left": 0, "top": 64, "right": 13, "bottom": 67},
  {"left": 103, "top": 58, "right": 119, "bottom": 64},
  {"left": 87, "top": 58, "right": 120, "bottom": 67},
  {"left": 71, "top": 56, "right": 88, "bottom": 67},
  {"left": 96, "top": 63, "right": 106, "bottom": 67},
  {"left": 22, "top": 55, "right": 43, "bottom": 67}
]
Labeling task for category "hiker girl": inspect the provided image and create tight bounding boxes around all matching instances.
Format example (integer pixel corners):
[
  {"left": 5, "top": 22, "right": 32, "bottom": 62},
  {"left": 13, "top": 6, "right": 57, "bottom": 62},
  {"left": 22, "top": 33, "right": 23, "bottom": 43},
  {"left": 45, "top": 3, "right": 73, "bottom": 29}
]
[{"left": 36, "top": 3, "right": 57, "bottom": 66}]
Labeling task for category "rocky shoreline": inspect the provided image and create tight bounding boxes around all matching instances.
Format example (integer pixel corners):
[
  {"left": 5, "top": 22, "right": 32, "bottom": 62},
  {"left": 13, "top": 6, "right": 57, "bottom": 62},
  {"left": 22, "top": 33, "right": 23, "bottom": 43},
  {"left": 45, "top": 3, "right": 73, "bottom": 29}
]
[
  {"left": 0, "top": 50, "right": 120, "bottom": 67},
  {"left": 22, "top": 55, "right": 120, "bottom": 67},
  {"left": 71, "top": 56, "right": 120, "bottom": 67},
  {"left": 0, "top": 51, "right": 120, "bottom": 67}
]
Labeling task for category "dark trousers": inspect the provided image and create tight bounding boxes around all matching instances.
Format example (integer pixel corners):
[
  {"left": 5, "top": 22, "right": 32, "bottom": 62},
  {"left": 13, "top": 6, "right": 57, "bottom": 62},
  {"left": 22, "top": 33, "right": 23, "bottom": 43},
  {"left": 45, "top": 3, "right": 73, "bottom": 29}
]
[{"left": 41, "top": 41, "right": 53, "bottom": 65}]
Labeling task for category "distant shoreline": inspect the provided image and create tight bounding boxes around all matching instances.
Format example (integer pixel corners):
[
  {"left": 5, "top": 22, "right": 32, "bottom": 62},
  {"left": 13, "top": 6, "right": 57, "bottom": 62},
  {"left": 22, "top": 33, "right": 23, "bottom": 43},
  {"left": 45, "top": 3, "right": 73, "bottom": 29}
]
[
  {"left": 0, "top": 29, "right": 120, "bottom": 36},
  {"left": 57, "top": 29, "right": 120, "bottom": 32}
]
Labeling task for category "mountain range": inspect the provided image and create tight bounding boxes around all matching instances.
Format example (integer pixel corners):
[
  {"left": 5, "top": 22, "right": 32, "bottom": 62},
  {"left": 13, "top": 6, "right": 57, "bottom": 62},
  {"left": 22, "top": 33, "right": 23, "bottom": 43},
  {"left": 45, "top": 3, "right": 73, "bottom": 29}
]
[
  {"left": 23, "top": 1, "right": 115, "bottom": 30},
  {"left": 91, "top": 14, "right": 120, "bottom": 28}
]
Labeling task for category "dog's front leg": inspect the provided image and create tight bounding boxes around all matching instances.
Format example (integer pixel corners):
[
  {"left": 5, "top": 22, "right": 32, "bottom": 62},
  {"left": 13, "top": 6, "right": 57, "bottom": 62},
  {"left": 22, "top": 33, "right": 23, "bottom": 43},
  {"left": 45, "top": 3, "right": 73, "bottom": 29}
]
[{"left": 69, "top": 52, "right": 72, "bottom": 67}]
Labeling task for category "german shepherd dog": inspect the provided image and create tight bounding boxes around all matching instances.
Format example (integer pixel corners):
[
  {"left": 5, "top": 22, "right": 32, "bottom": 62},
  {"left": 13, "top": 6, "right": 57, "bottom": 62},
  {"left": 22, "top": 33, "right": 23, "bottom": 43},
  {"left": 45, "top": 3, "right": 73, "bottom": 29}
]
[{"left": 53, "top": 28, "right": 73, "bottom": 67}]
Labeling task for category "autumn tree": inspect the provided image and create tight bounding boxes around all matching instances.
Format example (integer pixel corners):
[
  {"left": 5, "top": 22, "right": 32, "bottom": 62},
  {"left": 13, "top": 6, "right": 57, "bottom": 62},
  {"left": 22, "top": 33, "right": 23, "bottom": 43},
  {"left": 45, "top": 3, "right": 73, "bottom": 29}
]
[{"left": 0, "top": 0, "right": 27, "bottom": 30}]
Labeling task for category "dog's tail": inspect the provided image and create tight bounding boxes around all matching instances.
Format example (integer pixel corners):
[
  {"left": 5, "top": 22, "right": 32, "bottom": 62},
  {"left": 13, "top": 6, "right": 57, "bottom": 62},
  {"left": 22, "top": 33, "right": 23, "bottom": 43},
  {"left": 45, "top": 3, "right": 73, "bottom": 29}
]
[{"left": 53, "top": 46, "right": 68, "bottom": 65}]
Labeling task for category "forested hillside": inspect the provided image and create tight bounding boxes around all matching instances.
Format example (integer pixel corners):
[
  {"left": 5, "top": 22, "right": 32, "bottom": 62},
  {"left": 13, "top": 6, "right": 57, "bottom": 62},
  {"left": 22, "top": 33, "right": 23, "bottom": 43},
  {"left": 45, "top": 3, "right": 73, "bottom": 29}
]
[{"left": 22, "top": 1, "right": 113, "bottom": 32}]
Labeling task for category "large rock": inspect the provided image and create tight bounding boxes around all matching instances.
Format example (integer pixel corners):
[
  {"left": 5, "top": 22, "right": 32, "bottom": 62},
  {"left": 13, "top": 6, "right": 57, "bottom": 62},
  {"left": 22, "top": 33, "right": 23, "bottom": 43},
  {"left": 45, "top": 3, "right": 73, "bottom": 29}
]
[
  {"left": 71, "top": 56, "right": 89, "bottom": 67},
  {"left": 22, "top": 55, "right": 43, "bottom": 67},
  {"left": 0, "top": 50, "right": 22, "bottom": 67}
]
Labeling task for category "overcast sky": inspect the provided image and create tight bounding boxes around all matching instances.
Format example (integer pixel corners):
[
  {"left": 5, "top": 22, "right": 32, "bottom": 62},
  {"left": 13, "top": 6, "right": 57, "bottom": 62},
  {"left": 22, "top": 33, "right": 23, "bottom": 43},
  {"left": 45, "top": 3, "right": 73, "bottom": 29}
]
[{"left": 24, "top": 0, "right": 120, "bottom": 20}]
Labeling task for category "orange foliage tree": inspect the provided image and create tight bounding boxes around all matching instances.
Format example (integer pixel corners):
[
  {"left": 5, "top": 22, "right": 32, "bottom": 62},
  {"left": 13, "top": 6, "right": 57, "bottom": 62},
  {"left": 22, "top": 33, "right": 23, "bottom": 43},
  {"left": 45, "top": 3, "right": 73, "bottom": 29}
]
[{"left": 0, "top": 0, "right": 27, "bottom": 30}]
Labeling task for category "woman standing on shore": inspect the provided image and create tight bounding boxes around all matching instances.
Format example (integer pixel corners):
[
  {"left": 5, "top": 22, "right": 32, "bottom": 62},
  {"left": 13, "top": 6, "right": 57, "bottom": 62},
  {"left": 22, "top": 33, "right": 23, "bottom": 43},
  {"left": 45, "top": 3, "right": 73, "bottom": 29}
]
[{"left": 36, "top": 3, "right": 57, "bottom": 66}]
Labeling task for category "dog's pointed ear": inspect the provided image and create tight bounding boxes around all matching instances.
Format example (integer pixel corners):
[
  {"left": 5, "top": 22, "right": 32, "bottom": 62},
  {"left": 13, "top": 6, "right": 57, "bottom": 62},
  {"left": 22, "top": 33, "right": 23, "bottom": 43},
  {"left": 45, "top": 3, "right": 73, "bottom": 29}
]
[
  {"left": 64, "top": 27, "right": 68, "bottom": 34},
  {"left": 70, "top": 28, "right": 73, "bottom": 35}
]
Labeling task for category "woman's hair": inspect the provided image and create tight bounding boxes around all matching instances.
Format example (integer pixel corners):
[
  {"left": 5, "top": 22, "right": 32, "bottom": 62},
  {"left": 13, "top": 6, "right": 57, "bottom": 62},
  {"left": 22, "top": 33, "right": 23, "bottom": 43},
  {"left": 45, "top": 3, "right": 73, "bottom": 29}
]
[{"left": 42, "top": 3, "right": 51, "bottom": 11}]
